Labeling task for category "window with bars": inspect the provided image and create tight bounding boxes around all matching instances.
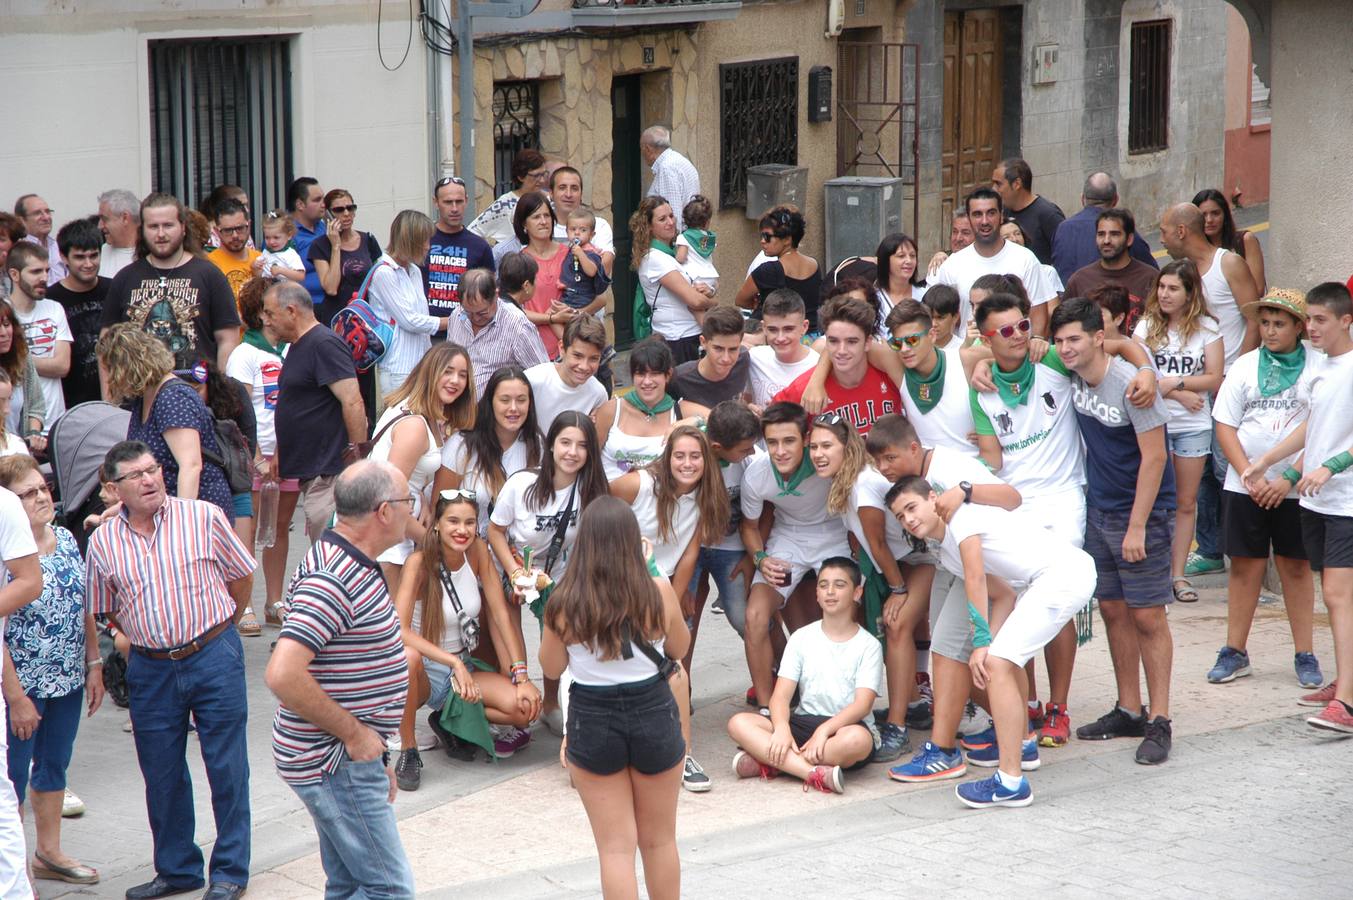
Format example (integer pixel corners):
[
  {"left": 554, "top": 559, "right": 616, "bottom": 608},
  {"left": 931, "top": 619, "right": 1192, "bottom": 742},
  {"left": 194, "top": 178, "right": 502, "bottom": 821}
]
[
  {"left": 149, "top": 37, "right": 294, "bottom": 220},
  {"left": 492, "top": 81, "right": 540, "bottom": 197},
  {"left": 1127, "top": 19, "right": 1171, "bottom": 154},
  {"left": 718, "top": 58, "right": 799, "bottom": 209}
]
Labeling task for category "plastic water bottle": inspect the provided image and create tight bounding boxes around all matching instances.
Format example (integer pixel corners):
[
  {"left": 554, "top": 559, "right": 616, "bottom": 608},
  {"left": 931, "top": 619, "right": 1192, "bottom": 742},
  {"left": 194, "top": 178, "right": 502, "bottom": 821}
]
[{"left": 256, "top": 478, "right": 279, "bottom": 549}]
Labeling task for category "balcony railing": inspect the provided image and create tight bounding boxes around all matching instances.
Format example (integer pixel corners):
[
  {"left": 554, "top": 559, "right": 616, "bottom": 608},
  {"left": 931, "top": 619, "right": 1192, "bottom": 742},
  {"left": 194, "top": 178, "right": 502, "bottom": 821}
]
[{"left": 570, "top": 0, "right": 741, "bottom": 27}]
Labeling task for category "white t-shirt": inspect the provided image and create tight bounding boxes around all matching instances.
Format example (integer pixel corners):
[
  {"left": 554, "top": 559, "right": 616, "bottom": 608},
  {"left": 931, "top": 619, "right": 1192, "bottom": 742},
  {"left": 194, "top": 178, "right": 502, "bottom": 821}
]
[
  {"left": 741, "top": 454, "right": 845, "bottom": 535},
  {"left": 260, "top": 246, "right": 304, "bottom": 279},
  {"left": 925, "top": 444, "right": 1005, "bottom": 495},
  {"left": 630, "top": 470, "right": 700, "bottom": 576},
  {"left": 1133, "top": 317, "right": 1222, "bottom": 433},
  {"left": 641, "top": 251, "right": 701, "bottom": 340},
  {"left": 937, "top": 502, "right": 1061, "bottom": 588},
  {"left": 553, "top": 217, "right": 615, "bottom": 255},
  {"left": 12, "top": 298, "right": 72, "bottom": 429},
  {"left": 99, "top": 244, "right": 135, "bottom": 278},
  {"left": 709, "top": 448, "right": 761, "bottom": 551},
  {"left": 748, "top": 345, "right": 820, "bottom": 407},
  {"left": 525, "top": 362, "right": 606, "bottom": 438},
  {"left": 779, "top": 621, "right": 883, "bottom": 719},
  {"left": 970, "top": 350, "right": 1086, "bottom": 494},
  {"left": 874, "top": 284, "right": 929, "bottom": 340},
  {"left": 675, "top": 233, "right": 719, "bottom": 293},
  {"left": 847, "top": 466, "right": 918, "bottom": 569},
  {"left": 409, "top": 556, "right": 483, "bottom": 654},
  {"left": 489, "top": 469, "right": 581, "bottom": 579},
  {"left": 226, "top": 342, "right": 284, "bottom": 455},
  {"left": 1297, "top": 349, "right": 1353, "bottom": 516},
  {"left": 1212, "top": 346, "right": 1317, "bottom": 498},
  {"left": 0, "top": 433, "right": 29, "bottom": 458},
  {"left": 932, "top": 240, "right": 1056, "bottom": 327},
  {"left": 0, "top": 487, "right": 39, "bottom": 684},
  {"left": 898, "top": 347, "right": 978, "bottom": 456},
  {"left": 442, "top": 432, "right": 532, "bottom": 537}
]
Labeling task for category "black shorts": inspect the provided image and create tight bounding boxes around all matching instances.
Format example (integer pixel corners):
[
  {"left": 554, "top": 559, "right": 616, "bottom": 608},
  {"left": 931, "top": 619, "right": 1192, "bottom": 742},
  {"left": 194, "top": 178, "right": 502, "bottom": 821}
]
[
  {"left": 1222, "top": 491, "right": 1308, "bottom": 560},
  {"left": 565, "top": 675, "right": 685, "bottom": 776},
  {"left": 789, "top": 713, "right": 872, "bottom": 771},
  {"left": 1300, "top": 509, "right": 1353, "bottom": 572}
]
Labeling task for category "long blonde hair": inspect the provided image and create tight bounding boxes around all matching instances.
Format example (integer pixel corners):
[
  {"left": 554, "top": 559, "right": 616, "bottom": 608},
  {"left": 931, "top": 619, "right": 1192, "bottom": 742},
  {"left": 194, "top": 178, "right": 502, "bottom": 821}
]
[
  {"left": 814, "top": 416, "right": 868, "bottom": 516},
  {"left": 383, "top": 342, "right": 476, "bottom": 435},
  {"left": 643, "top": 425, "right": 729, "bottom": 545},
  {"left": 1142, "top": 259, "right": 1211, "bottom": 351}
]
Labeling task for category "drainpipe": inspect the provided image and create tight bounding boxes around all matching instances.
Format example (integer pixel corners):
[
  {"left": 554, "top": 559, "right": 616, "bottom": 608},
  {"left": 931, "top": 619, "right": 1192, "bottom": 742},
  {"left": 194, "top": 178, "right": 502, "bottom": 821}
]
[{"left": 428, "top": 2, "right": 457, "bottom": 184}]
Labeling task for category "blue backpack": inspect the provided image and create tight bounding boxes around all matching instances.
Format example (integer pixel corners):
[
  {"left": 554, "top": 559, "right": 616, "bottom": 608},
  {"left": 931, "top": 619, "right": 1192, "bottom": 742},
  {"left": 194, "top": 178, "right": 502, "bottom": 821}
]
[{"left": 330, "top": 261, "right": 396, "bottom": 373}]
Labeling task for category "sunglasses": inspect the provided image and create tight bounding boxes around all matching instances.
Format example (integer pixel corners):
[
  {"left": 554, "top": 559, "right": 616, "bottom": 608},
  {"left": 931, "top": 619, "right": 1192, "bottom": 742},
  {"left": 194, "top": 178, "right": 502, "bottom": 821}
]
[
  {"left": 440, "top": 488, "right": 478, "bottom": 502},
  {"left": 981, "top": 317, "right": 1032, "bottom": 340},
  {"left": 436, "top": 176, "right": 467, "bottom": 188},
  {"left": 328, "top": 204, "right": 357, "bottom": 214},
  {"left": 759, "top": 232, "right": 779, "bottom": 242},
  {"left": 814, "top": 411, "right": 844, "bottom": 427},
  {"left": 888, "top": 331, "right": 928, "bottom": 350}
]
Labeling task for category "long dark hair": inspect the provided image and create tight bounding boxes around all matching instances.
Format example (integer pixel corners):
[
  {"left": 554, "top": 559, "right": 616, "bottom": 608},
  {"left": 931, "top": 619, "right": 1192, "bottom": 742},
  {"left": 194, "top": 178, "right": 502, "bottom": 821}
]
[
  {"left": 199, "top": 361, "right": 244, "bottom": 423},
  {"left": 1192, "top": 188, "right": 1244, "bottom": 257},
  {"left": 413, "top": 492, "right": 481, "bottom": 645},
  {"left": 0, "top": 303, "right": 28, "bottom": 384},
  {"left": 544, "top": 496, "right": 665, "bottom": 658},
  {"left": 462, "top": 367, "right": 542, "bottom": 498},
  {"left": 525, "top": 411, "right": 608, "bottom": 509}
]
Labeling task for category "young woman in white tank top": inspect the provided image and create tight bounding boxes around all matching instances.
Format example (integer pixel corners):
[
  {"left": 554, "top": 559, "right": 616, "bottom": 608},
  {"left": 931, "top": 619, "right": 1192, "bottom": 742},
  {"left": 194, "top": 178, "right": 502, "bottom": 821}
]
[
  {"left": 539, "top": 496, "right": 690, "bottom": 899},
  {"left": 592, "top": 337, "right": 709, "bottom": 479},
  {"left": 392, "top": 491, "right": 542, "bottom": 777}
]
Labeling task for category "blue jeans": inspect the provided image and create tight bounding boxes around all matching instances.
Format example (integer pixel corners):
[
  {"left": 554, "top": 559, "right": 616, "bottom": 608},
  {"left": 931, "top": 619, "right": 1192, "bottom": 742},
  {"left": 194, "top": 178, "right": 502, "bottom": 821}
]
[
  {"left": 127, "top": 626, "right": 250, "bottom": 889},
  {"left": 694, "top": 547, "right": 750, "bottom": 637},
  {"left": 6, "top": 688, "right": 83, "bottom": 804},
  {"left": 289, "top": 757, "right": 415, "bottom": 899},
  {"left": 1194, "top": 428, "right": 1227, "bottom": 560}
]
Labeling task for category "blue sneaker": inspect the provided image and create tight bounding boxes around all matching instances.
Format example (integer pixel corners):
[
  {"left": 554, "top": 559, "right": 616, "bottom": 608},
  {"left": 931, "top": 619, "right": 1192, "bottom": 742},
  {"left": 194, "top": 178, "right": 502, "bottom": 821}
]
[
  {"left": 1206, "top": 646, "right": 1252, "bottom": 684},
  {"left": 966, "top": 736, "right": 1040, "bottom": 771},
  {"left": 888, "top": 741, "right": 966, "bottom": 783},
  {"left": 1295, "top": 652, "right": 1324, "bottom": 689},
  {"left": 956, "top": 773, "right": 1033, "bottom": 809},
  {"left": 959, "top": 724, "right": 995, "bottom": 751},
  {"left": 871, "top": 722, "right": 910, "bottom": 763}
]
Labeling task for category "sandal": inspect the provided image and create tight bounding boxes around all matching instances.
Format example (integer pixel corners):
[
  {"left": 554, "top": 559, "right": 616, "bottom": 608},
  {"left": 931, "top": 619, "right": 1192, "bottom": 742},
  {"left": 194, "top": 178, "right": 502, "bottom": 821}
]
[
  {"left": 236, "top": 608, "right": 262, "bottom": 636},
  {"left": 32, "top": 853, "right": 99, "bottom": 885},
  {"left": 264, "top": 601, "right": 286, "bottom": 627},
  {"left": 1171, "top": 577, "right": 1199, "bottom": 603}
]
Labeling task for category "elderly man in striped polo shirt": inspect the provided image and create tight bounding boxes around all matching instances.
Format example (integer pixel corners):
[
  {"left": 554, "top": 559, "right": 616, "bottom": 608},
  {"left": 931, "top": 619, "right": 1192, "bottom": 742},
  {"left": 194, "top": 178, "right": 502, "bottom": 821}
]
[{"left": 85, "top": 440, "right": 257, "bottom": 900}]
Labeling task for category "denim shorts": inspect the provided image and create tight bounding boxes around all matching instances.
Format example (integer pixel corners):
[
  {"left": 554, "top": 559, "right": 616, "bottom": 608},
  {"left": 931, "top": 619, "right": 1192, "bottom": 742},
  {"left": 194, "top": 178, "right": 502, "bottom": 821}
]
[
  {"left": 1083, "top": 506, "right": 1174, "bottom": 608},
  {"left": 1169, "top": 428, "right": 1212, "bottom": 458},
  {"left": 232, "top": 491, "right": 253, "bottom": 519},
  {"left": 423, "top": 658, "right": 455, "bottom": 711},
  {"left": 566, "top": 674, "right": 684, "bottom": 776}
]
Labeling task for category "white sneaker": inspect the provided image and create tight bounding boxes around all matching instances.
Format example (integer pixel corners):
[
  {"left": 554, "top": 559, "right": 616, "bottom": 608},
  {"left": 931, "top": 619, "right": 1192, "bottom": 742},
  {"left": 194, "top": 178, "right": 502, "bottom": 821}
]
[
  {"left": 958, "top": 701, "right": 993, "bottom": 737},
  {"left": 681, "top": 756, "right": 712, "bottom": 793},
  {"left": 62, "top": 789, "right": 85, "bottom": 818},
  {"left": 539, "top": 708, "right": 565, "bottom": 736}
]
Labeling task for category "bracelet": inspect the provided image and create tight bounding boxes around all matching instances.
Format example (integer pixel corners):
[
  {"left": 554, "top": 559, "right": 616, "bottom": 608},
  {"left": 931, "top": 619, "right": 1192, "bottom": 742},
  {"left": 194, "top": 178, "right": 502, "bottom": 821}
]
[
  {"left": 753, "top": 550, "right": 769, "bottom": 565},
  {"left": 86, "top": 658, "right": 104, "bottom": 668},
  {"left": 1136, "top": 364, "right": 1155, "bottom": 373},
  {"left": 1323, "top": 451, "right": 1353, "bottom": 476},
  {"left": 1282, "top": 466, "right": 1303, "bottom": 484},
  {"left": 967, "top": 602, "right": 993, "bottom": 649},
  {"left": 888, "top": 584, "right": 909, "bottom": 595}
]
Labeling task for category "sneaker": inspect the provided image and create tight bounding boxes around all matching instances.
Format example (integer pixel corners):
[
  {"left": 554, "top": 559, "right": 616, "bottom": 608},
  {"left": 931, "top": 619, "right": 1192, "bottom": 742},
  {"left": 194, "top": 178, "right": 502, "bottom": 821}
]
[
  {"left": 492, "top": 726, "right": 531, "bottom": 758},
  {"left": 1307, "top": 700, "right": 1353, "bottom": 734},
  {"left": 428, "top": 711, "right": 476, "bottom": 761},
  {"left": 802, "top": 765, "right": 844, "bottom": 794},
  {"left": 1298, "top": 682, "right": 1338, "bottom": 708},
  {"left": 1295, "top": 652, "right": 1324, "bottom": 689},
  {"left": 1027, "top": 701, "right": 1045, "bottom": 730},
  {"left": 888, "top": 741, "right": 966, "bottom": 783},
  {"left": 966, "top": 736, "right": 1040, "bottom": 771},
  {"left": 61, "top": 789, "right": 85, "bottom": 818},
  {"left": 732, "top": 750, "right": 779, "bottom": 781},
  {"left": 395, "top": 748, "right": 423, "bottom": 791},
  {"left": 745, "top": 685, "right": 759, "bottom": 707},
  {"left": 1038, "top": 704, "right": 1070, "bottom": 748},
  {"left": 915, "top": 671, "right": 934, "bottom": 705},
  {"left": 1206, "top": 646, "right": 1252, "bottom": 684},
  {"left": 1183, "top": 552, "right": 1225, "bottom": 576},
  {"left": 1134, "top": 717, "right": 1172, "bottom": 764},
  {"left": 958, "top": 701, "right": 992, "bottom": 737},
  {"left": 959, "top": 725, "right": 995, "bottom": 752},
  {"left": 956, "top": 773, "right": 1032, "bottom": 809},
  {"left": 682, "top": 756, "right": 712, "bottom": 792},
  {"left": 1076, "top": 705, "right": 1147, "bottom": 741},
  {"left": 905, "top": 699, "right": 933, "bottom": 731},
  {"left": 540, "top": 708, "right": 565, "bottom": 737},
  {"left": 872, "top": 722, "right": 910, "bottom": 762},
  {"left": 710, "top": 598, "right": 726, "bottom": 616}
]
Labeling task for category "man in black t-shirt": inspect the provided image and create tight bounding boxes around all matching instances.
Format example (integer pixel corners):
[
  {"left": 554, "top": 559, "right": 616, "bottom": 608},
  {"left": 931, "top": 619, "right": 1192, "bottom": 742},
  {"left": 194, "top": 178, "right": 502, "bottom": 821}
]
[
  {"left": 47, "top": 218, "right": 109, "bottom": 408},
  {"left": 101, "top": 193, "right": 240, "bottom": 371},
  {"left": 992, "top": 158, "right": 1065, "bottom": 266},
  {"left": 669, "top": 305, "right": 751, "bottom": 407},
  {"left": 423, "top": 176, "right": 494, "bottom": 327}
]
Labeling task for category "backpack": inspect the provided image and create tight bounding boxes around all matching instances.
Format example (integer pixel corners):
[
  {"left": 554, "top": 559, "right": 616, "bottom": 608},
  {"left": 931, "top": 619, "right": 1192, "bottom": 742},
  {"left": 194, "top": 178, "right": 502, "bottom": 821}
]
[
  {"left": 202, "top": 416, "right": 254, "bottom": 495},
  {"left": 331, "top": 261, "right": 396, "bottom": 373}
]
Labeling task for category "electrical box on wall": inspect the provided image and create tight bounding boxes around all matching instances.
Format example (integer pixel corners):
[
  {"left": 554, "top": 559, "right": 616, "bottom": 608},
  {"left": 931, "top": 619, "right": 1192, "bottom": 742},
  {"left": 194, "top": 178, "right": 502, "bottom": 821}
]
[
  {"left": 1033, "top": 43, "right": 1059, "bottom": 84},
  {"left": 808, "top": 66, "right": 832, "bottom": 123}
]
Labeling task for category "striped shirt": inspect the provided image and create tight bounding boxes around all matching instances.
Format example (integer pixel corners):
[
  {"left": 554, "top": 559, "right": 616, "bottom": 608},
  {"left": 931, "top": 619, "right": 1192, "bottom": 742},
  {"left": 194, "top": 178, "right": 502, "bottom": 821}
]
[
  {"left": 271, "top": 530, "right": 408, "bottom": 786},
  {"left": 647, "top": 148, "right": 701, "bottom": 232},
  {"left": 446, "top": 299, "right": 550, "bottom": 398},
  {"left": 85, "top": 496, "right": 255, "bottom": 649}
]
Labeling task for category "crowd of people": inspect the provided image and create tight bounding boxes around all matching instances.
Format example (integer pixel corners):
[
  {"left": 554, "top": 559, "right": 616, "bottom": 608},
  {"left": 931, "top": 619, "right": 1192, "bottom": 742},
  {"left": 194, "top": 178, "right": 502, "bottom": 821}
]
[{"left": 0, "top": 140, "right": 1351, "bottom": 900}]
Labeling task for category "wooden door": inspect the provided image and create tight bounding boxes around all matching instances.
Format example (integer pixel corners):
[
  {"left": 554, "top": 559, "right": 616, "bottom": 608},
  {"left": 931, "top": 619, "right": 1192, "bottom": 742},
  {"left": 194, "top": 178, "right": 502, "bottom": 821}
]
[
  {"left": 941, "top": 9, "right": 1002, "bottom": 246},
  {"left": 610, "top": 75, "right": 643, "bottom": 347}
]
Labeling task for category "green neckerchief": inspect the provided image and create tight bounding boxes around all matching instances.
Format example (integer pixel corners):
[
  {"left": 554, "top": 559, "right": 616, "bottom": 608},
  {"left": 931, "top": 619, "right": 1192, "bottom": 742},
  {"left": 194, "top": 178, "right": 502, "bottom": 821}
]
[
  {"left": 903, "top": 348, "right": 946, "bottom": 414},
  {"left": 651, "top": 238, "right": 677, "bottom": 259},
  {"left": 992, "top": 355, "right": 1036, "bottom": 408},
  {"left": 624, "top": 390, "right": 675, "bottom": 418},
  {"left": 242, "top": 329, "right": 286, "bottom": 357},
  {"left": 1257, "top": 343, "right": 1306, "bottom": 398},
  {"left": 681, "top": 228, "right": 716, "bottom": 258},
  {"left": 718, "top": 457, "right": 731, "bottom": 469},
  {"left": 774, "top": 453, "right": 816, "bottom": 497}
]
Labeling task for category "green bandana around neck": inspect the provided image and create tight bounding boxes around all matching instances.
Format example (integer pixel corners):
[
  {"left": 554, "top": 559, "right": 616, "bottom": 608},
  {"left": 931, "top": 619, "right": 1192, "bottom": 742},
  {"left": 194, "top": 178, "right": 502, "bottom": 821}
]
[
  {"left": 681, "top": 228, "right": 716, "bottom": 258},
  {"left": 1257, "top": 344, "right": 1306, "bottom": 398},
  {"left": 774, "top": 452, "right": 817, "bottom": 497},
  {"left": 650, "top": 238, "right": 677, "bottom": 259},
  {"left": 992, "top": 355, "right": 1036, "bottom": 408},
  {"left": 903, "top": 348, "right": 946, "bottom": 414},
  {"left": 623, "top": 389, "right": 675, "bottom": 418},
  {"left": 243, "top": 329, "right": 286, "bottom": 357}
]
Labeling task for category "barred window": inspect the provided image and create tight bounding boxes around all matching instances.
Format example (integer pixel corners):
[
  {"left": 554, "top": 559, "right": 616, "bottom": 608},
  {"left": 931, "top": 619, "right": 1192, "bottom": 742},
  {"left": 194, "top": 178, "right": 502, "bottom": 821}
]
[
  {"left": 149, "top": 37, "right": 295, "bottom": 219},
  {"left": 719, "top": 58, "right": 799, "bottom": 209},
  {"left": 492, "top": 81, "right": 540, "bottom": 197},
  {"left": 1127, "top": 19, "right": 1171, "bottom": 154}
]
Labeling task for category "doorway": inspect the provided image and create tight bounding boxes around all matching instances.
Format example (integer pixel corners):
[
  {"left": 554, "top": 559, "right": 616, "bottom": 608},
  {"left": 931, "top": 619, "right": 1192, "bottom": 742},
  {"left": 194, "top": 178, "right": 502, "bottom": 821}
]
[
  {"left": 610, "top": 74, "right": 643, "bottom": 347},
  {"left": 940, "top": 8, "right": 1003, "bottom": 245}
]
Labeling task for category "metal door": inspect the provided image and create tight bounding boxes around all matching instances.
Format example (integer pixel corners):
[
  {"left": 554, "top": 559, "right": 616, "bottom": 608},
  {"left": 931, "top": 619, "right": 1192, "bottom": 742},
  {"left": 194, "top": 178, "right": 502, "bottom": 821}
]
[
  {"left": 836, "top": 41, "right": 920, "bottom": 237},
  {"left": 610, "top": 75, "right": 643, "bottom": 347}
]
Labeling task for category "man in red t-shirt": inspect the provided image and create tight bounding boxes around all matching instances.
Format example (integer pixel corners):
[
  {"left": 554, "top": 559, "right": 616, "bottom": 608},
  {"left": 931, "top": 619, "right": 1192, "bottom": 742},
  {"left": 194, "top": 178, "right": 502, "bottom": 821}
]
[{"left": 775, "top": 296, "right": 900, "bottom": 436}]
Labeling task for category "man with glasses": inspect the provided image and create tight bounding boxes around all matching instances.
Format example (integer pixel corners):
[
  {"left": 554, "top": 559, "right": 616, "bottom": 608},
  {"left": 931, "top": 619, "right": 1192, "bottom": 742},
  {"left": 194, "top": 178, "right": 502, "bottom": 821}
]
[
  {"left": 468, "top": 149, "right": 549, "bottom": 245},
  {"left": 641, "top": 126, "right": 700, "bottom": 231},
  {"left": 207, "top": 199, "right": 262, "bottom": 301},
  {"left": 425, "top": 176, "right": 494, "bottom": 328},
  {"left": 86, "top": 440, "right": 257, "bottom": 900},
  {"left": 14, "top": 194, "right": 65, "bottom": 284}
]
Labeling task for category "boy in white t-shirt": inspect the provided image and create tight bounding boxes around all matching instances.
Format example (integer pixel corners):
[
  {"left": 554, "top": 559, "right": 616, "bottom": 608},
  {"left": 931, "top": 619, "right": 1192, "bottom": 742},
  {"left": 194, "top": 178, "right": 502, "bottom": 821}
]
[
  {"left": 890, "top": 475, "right": 1095, "bottom": 809},
  {"left": 727, "top": 556, "right": 882, "bottom": 794},
  {"left": 748, "top": 289, "right": 819, "bottom": 408},
  {"left": 525, "top": 317, "right": 607, "bottom": 437}
]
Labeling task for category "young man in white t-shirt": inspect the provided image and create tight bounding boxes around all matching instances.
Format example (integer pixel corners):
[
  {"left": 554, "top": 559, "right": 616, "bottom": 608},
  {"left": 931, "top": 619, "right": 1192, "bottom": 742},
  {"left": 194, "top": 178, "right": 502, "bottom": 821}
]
[
  {"left": 881, "top": 299, "right": 977, "bottom": 455},
  {"left": 727, "top": 556, "right": 882, "bottom": 794},
  {"left": 525, "top": 317, "right": 607, "bottom": 437},
  {"left": 694, "top": 401, "right": 761, "bottom": 635},
  {"left": 748, "top": 289, "right": 819, "bottom": 408},
  {"left": 890, "top": 475, "right": 1095, "bottom": 808},
  {"left": 4, "top": 243, "right": 72, "bottom": 432}
]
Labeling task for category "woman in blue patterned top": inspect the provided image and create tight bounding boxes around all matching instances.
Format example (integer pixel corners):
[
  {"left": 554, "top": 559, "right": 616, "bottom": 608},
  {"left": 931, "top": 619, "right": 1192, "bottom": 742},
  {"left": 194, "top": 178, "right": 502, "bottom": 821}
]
[{"left": 0, "top": 455, "right": 104, "bottom": 886}]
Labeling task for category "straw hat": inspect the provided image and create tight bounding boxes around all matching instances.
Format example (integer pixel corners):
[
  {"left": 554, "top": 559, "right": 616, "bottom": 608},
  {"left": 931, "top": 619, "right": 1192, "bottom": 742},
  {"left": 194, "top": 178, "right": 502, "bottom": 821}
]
[{"left": 1243, "top": 287, "right": 1307, "bottom": 321}]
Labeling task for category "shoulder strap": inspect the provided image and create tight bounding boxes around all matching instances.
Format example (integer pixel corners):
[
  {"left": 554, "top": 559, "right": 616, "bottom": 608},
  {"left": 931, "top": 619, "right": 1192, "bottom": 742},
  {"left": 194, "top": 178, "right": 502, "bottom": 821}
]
[
  {"left": 370, "top": 410, "right": 413, "bottom": 447},
  {"left": 353, "top": 259, "right": 392, "bottom": 303},
  {"left": 438, "top": 564, "right": 466, "bottom": 615},
  {"left": 541, "top": 479, "right": 578, "bottom": 575},
  {"left": 620, "top": 622, "right": 670, "bottom": 670}
]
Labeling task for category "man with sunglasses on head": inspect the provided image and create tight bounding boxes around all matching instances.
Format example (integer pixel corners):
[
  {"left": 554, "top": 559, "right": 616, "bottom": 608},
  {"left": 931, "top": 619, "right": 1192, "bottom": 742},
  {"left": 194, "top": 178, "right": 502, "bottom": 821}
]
[{"left": 424, "top": 176, "right": 495, "bottom": 331}]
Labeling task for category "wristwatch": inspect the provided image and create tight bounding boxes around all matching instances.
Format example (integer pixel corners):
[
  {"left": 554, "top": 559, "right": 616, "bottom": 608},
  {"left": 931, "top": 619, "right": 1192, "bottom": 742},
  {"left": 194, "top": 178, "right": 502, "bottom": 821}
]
[
  {"left": 888, "top": 584, "right": 909, "bottom": 596},
  {"left": 959, "top": 481, "right": 974, "bottom": 504}
]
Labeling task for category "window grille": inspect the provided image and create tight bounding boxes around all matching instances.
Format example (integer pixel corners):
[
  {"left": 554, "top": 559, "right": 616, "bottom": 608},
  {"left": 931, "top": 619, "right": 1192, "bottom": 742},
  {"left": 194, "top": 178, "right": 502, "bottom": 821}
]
[
  {"left": 718, "top": 58, "right": 799, "bottom": 208},
  {"left": 492, "top": 81, "right": 540, "bottom": 197},
  {"left": 1128, "top": 20, "right": 1171, "bottom": 154}
]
